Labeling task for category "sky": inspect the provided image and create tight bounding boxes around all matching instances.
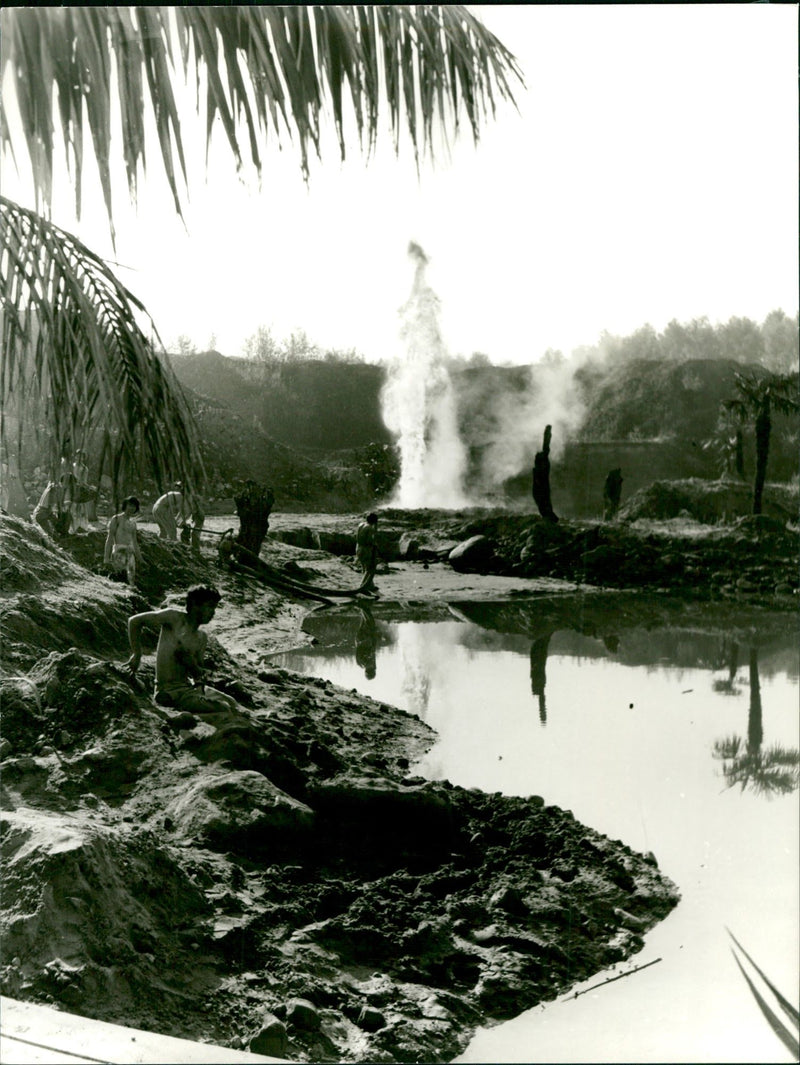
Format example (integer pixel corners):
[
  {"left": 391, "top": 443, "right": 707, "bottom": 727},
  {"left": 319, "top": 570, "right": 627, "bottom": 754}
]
[{"left": 2, "top": 4, "right": 798, "bottom": 365}]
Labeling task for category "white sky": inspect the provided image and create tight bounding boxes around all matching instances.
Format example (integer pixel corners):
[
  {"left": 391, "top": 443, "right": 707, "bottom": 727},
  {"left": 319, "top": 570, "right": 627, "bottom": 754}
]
[{"left": 2, "top": 4, "right": 798, "bottom": 364}]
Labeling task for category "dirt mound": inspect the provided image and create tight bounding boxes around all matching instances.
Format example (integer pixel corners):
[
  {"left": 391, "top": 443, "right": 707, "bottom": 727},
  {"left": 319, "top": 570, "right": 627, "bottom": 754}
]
[
  {"left": 435, "top": 500, "right": 799, "bottom": 600},
  {"left": 0, "top": 515, "right": 87, "bottom": 592},
  {"left": 1, "top": 808, "right": 212, "bottom": 1030},
  {"left": 618, "top": 478, "right": 797, "bottom": 524},
  {"left": 1, "top": 514, "right": 683, "bottom": 1061},
  {"left": 0, "top": 654, "right": 138, "bottom": 755},
  {"left": 58, "top": 525, "right": 223, "bottom": 603}
]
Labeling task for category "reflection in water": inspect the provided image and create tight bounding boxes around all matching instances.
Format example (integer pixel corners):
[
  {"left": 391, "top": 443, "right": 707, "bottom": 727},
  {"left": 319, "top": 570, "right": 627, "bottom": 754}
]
[
  {"left": 397, "top": 623, "right": 434, "bottom": 717},
  {"left": 712, "top": 639, "right": 741, "bottom": 695},
  {"left": 713, "top": 646, "right": 800, "bottom": 796},
  {"left": 529, "top": 633, "right": 552, "bottom": 725},
  {"left": 276, "top": 601, "right": 799, "bottom": 1063},
  {"left": 355, "top": 606, "right": 378, "bottom": 680}
]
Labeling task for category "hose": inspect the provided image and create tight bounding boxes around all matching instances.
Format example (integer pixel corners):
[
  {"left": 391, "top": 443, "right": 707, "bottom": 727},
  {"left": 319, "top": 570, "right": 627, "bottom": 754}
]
[{"left": 216, "top": 529, "right": 376, "bottom": 601}]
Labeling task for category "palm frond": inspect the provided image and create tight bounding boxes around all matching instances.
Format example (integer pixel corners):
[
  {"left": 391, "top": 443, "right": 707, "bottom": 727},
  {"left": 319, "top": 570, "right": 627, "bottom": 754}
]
[
  {"left": 731, "top": 369, "right": 800, "bottom": 414},
  {"left": 0, "top": 196, "right": 203, "bottom": 501},
  {"left": 727, "top": 929, "right": 800, "bottom": 1058},
  {"left": 1, "top": 5, "right": 523, "bottom": 228},
  {"left": 713, "top": 734, "right": 800, "bottom": 796}
]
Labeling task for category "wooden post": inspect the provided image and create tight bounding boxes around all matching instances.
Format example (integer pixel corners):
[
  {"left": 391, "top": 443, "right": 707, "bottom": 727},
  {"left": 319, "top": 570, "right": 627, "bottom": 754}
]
[{"left": 532, "top": 424, "right": 559, "bottom": 523}]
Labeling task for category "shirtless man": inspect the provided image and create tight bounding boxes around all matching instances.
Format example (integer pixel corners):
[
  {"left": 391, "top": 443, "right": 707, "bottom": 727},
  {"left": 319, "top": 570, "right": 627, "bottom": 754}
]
[
  {"left": 104, "top": 496, "right": 143, "bottom": 584},
  {"left": 32, "top": 480, "right": 63, "bottom": 537},
  {"left": 126, "top": 585, "right": 238, "bottom": 714},
  {"left": 152, "top": 488, "right": 186, "bottom": 540}
]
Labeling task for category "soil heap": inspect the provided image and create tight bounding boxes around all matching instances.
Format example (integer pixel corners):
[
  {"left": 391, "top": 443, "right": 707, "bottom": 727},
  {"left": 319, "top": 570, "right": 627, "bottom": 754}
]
[{"left": 0, "top": 513, "right": 681, "bottom": 1062}]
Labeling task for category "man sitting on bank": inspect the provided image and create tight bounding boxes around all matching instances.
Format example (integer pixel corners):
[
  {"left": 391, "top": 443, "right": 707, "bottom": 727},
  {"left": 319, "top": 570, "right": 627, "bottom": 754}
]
[{"left": 126, "top": 585, "right": 238, "bottom": 714}]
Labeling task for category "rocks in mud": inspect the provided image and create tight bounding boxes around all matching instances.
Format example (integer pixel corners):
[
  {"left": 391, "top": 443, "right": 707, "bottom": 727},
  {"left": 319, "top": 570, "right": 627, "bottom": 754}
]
[
  {"left": 250, "top": 1014, "right": 288, "bottom": 1056},
  {"left": 397, "top": 533, "right": 419, "bottom": 560},
  {"left": 286, "top": 997, "right": 321, "bottom": 1031},
  {"left": 357, "top": 1004, "right": 386, "bottom": 1032},
  {"left": 1, "top": 512, "right": 689, "bottom": 1064},
  {"left": 448, "top": 535, "right": 495, "bottom": 573},
  {"left": 499, "top": 509, "right": 800, "bottom": 598},
  {"left": 488, "top": 884, "right": 529, "bottom": 917}
]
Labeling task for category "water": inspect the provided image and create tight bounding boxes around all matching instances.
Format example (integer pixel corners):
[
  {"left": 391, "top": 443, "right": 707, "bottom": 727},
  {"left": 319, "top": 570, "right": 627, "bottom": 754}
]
[
  {"left": 381, "top": 242, "right": 469, "bottom": 508},
  {"left": 271, "top": 599, "right": 800, "bottom": 1063}
]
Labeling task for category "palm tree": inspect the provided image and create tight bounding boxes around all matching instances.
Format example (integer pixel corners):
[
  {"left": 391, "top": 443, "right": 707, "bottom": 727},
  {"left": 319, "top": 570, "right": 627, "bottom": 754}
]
[
  {"left": 713, "top": 647, "right": 800, "bottom": 796},
  {"left": 1, "top": 198, "right": 200, "bottom": 503},
  {"left": 1, "top": 6, "right": 522, "bottom": 500},
  {"left": 723, "top": 370, "right": 800, "bottom": 516}
]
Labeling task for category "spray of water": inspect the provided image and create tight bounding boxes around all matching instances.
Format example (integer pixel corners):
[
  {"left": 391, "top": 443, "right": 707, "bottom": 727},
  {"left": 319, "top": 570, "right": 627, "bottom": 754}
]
[
  {"left": 476, "top": 356, "right": 588, "bottom": 488},
  {"left": 382, "top": 242, "right": 469, "bottom": 508},
  {"left": 397, "top": 623, "right": 433, "bottom": 718}
]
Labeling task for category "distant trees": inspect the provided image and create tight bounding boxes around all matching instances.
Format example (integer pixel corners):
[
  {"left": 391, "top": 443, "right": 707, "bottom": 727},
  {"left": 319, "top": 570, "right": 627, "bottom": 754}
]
[
  {"left": 661, "top": 317, "right": 722, "bottom": 362},
  {"left": 241, "top": 325, "right": 364, "bottom": 365},
  {"left": 174, "top": 335, "right": 198, "bottom": 357},
  {"left": 761, "top": 309, "right": 800, "bottom": 373},
  {"left": 243, "top": 326, "right": 282, "bottom": 363},
  {"left": 575, "top": 311, "right": 797, "bottom": 371}
]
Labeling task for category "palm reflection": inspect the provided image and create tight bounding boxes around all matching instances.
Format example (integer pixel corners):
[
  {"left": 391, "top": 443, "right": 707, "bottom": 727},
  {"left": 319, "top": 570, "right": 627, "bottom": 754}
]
[
  {"left": 713, "top": 647, "right": 800, "bottom": 796},
  {"left": 529, "top": 633, "right": 552, "bottom": 726}
]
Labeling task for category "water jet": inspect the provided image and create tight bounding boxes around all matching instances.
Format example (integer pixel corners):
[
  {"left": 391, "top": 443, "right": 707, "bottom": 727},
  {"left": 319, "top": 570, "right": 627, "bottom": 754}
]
[{"left": 382, "top": 243, "right": 470, "bottom": 509}]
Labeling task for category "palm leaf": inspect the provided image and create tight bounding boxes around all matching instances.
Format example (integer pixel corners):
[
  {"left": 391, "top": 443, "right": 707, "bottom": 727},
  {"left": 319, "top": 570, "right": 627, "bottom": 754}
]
[
  {"left": 0, "top": 196, "right": 203, "bottom": 504},
  {"left": 1, "top": 5, "right": 523, "bottom": 225},
  {"left": 727, "top": 930, "right": 799, "bottom": 1058},
  {"left": 727, "top": 929, "right": 800, "bottom": 1027}
]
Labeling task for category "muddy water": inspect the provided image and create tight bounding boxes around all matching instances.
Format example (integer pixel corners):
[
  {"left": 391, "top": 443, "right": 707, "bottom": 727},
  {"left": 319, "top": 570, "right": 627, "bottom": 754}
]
[{"left": 272, "top": 602, "right": 799, "bottom": 1064}]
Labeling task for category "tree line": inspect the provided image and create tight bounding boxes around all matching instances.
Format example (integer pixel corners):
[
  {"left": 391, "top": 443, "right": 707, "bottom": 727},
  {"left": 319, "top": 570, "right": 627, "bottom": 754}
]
[{"left": 570, "top": 311, "right": 798, "bottom": 373}]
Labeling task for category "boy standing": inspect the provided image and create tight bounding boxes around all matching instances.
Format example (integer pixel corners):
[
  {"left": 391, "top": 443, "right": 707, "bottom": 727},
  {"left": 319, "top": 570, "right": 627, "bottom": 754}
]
[{"left": 104, "top": 496, "right": 143, "bottom": 584}]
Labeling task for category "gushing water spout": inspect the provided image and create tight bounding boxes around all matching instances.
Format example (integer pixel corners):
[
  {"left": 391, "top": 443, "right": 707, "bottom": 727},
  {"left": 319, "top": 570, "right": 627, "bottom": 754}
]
[{"left": 382, "top": 242, "right": 469, "bottom": 509}]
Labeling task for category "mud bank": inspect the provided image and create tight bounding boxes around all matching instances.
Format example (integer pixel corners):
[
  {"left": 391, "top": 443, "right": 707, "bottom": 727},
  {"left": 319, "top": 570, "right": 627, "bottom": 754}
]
[{"left": 0, "top": 510, "right": 699, "bottom": 1062}]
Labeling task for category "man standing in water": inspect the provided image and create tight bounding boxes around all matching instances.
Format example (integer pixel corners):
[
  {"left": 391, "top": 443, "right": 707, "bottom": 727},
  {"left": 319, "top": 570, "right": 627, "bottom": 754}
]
[
  {"left": 104, "top": 495, "right": 143, "bottom": 585},
  {"left": 355, "top": 512, "right": 380, "bottom": 595},
  {"left": 126, "top": 585, "right": 238, "bottom": 714}
]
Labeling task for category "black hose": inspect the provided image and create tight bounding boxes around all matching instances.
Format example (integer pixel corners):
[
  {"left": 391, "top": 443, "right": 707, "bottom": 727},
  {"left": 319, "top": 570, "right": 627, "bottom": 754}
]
[{"left": 217, "top": 530, "right": 375, "bottom": 599}]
